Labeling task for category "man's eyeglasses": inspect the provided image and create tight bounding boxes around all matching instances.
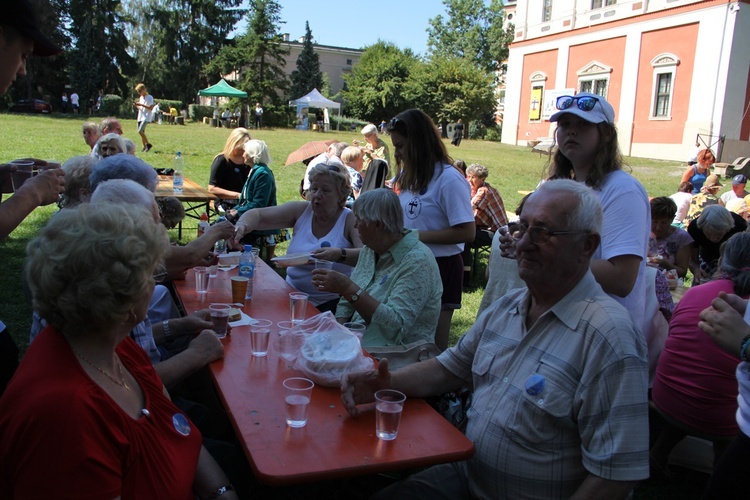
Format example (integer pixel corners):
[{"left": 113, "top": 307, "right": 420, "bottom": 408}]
[
  {"left": 555, "top": 95, "right": 599, "bottom": 113},
  {"left": 511, "top": 224, "right": 587, "bottom": 245}
]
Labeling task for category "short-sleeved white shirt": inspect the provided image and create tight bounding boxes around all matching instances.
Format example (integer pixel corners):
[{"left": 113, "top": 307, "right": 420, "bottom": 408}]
[{"left": 137, "top": 94, "right": 154, "bottom": 123}]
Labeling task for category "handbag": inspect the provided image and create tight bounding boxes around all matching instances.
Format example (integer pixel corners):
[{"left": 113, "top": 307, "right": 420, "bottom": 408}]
[{"left": 365, "top": 340, "right": 442, "bottom": 371}]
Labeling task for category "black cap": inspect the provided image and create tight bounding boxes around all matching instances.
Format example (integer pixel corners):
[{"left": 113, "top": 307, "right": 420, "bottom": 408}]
[{"left": 2, "top": 0, "right": 62, "bottom": 56}]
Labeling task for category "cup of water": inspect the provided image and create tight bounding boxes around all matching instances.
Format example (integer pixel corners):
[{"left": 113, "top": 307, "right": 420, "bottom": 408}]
[
  {"left": 250, "top": 319, "right": 272, "bottom": 357},
  {"left": 283, "top": 377, "right": 314, "bottom": 428},
  {"left": 194, "top": 266, "right": 209, "bottom": 294},
  {"left": 289, "top": 292, "right": 309, "bottom": 324},
  {"left": 375, "top": 389, "right": 406, "bottom": 440},
  {"left": 209, "top": 303, "right": 231, "bottom": 339}
]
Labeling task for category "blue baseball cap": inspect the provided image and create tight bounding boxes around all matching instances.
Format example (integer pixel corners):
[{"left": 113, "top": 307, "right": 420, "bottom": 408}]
[
  {"left": 550, "top": 92, "right": 615, "bottom": 124},
  {"left": 732, "top": 174, "right": 747, "bottom": 185}
]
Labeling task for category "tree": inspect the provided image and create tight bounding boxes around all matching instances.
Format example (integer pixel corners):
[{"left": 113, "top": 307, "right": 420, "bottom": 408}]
[
  {"left": 147, "top": 0, "right": 245, "bottom": 103},
  {"left": 204, "top": 0, "right": 290, "bottom": 126},
  {"left": 290, "top": 21, "right": 323, "bottom": 99},
  {"left": 427, "top": 0, "right": 513, "bottom": 74},
  {"left": 67, "top": 0, "right": 137, "bottom": 104},
  {"left": 342, "top": 41, "right": 420, "bottom": 123},
  {"left": 410, "top": 56, "right": 495, "bottom": 127}
]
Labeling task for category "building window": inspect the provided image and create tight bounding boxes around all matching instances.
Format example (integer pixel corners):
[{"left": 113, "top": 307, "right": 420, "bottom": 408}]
[
  {"left": 542, "top": 0, "right": 553, "bottom": 22},
  {"left": 649, "top": 53, "right": 679, "bottom": 119},
  {"left": 579, "top": 78, "right": 608, "bottom": 97},
  {"left": 529, "top": 71, "right": 547, "bottom": 121},
  {"left": 576, "top": 61, "right": 612, "bottom": 100},
  {"left": 591, "top": 0, "right": 616, "bottom": 9},
  {"left": 346, "top": 59, "right": 352, "bottom": 66}
]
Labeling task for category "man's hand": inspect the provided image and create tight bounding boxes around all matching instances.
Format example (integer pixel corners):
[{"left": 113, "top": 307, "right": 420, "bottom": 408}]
[
  {"left": 234, "top": 220, "right": 251, "bottom": 244},
  {"left": 185, "top": 330, "right": 225, "bottom": 365},
  {"left": 173, "top": 310, "right": 215, "bottom": 338},
  {"left": 497, "top": 225, "right": 516, "bottom": 259},
  {"left": 17, "top": 168, "right": 65, "bottom": 206},
  {"left": 340, "top": 359, "right": 392, "bottom": 416},
  {"left": 205, "top": 220, "right": 235, "bottom": 241},
  {"left": 699, "top": 292, "right": 750, "bottom": 357}
]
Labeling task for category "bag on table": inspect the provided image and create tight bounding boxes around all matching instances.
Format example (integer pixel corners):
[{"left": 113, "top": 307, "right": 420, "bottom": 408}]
[{"left": 289, "top": 312, "right": 374, "bottom": 387}]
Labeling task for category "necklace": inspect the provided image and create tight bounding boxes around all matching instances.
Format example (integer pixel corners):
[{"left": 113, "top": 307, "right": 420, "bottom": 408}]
[{"left": 74, "top": 350, "right": 130, "bottom": 391}]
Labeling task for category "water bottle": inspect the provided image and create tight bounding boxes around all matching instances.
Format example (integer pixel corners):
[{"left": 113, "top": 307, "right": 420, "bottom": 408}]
[
  {"left": 173, "top": 151, "right": 184, "bottom": 193},
  {"left": 238, "top": 244, "right": 255, "bottom": 300},
  {"left": 214, "top": 215, "right": 228, "bottom": 254}
]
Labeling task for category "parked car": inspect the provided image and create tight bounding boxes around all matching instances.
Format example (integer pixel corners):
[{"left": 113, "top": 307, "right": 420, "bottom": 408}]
[{"left": 9, "top": 99, "right": 52, "bottom": 114}]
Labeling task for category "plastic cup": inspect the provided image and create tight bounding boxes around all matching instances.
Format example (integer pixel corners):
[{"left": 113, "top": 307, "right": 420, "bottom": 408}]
[
  {"left": 209, "top": 304, "right": 231, "bottom": 339},
  {"left": 343, "top": 322, "right": 366, "bottom": 343},
  {"left": 10, "top": 160, "right": 34, "bottom": 190},
  {"left": 290, "top": 292, "right": 309, "bottom": 324},
  {"left": 277, "top": 320, "right": 294, "bottom": 333},
  {"left": 283, "top": 377, "right": 314, "bottom": 428},
  {"left": 230, "top": 276, "right": 249, "bottom": 306},
  {"left": 209, "top": 263, "right": 218, "bottom": 278},
  {"left": 375, "top": 389, "right": 406, "bottom": 440},
  {"left": 250, "top": 319, "right": 272, "bottom": 357},
  {"left": 314, "top": 259, "right": 333, "bottom": 270},
  {"left": 194, "top": 266, "right": 209, "bottom": 294}
]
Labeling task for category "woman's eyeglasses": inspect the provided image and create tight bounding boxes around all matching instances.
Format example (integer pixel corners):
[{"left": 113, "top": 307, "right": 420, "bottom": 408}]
[
  {"left": 555, "top": 95, "right": 599, "bottom": 112},
  {"left": 511, "top": 224, "right": 587, "bottom": 245}
]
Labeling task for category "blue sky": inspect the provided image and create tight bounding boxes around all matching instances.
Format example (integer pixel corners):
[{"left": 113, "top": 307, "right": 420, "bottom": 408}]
[{"left": 235, "top": 1, "right": 449, "bottom": 56}]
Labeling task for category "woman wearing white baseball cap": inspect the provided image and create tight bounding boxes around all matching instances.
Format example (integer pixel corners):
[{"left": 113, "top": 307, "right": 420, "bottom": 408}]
[{"left": 547, "top": 92, "right": 651, "bottom": 334}]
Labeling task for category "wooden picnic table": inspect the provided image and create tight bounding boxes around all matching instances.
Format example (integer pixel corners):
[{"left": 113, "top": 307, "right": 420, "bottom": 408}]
[
  {"left": 155, "top": 175, "right": 216, "bottom": 240},
  {"left": 172, "top": 260, "right": 475, "bottom": 485}
]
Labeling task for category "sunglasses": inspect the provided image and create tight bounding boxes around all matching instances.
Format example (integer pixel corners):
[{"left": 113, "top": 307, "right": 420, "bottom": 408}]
[
  {"left": 555, "top": 95, "right": 599, "bottom": 112},
  {"left": 386, "top": 117, "right": 404, "bottom": 132}
]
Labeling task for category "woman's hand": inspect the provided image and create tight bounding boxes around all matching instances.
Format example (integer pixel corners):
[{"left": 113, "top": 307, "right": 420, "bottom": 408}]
[
  {"left": 310, "top": 247, "right": 342, "bottom": 262},
  {"left": 699, "top": 292, "right": 750, "bottom": 357},
  {"left": 234, "top": 220, "right": 251, "bottom": 244},
  {"left": 312, "top": 269, "right": 350, "bottom": 294}
]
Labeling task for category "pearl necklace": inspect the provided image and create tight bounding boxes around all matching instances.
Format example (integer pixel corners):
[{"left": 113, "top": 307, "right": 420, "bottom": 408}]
[{"left": 75, "top": 350, "right": 130, "bottom": 391}]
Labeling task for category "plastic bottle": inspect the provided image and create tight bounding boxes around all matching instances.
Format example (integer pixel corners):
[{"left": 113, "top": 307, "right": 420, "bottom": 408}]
[
  {"left": 214, "top": 216, "right": 228, "bottom": 254},
  {"left": 197, "top": 212, "right": 209, "bottom": 238},
  {"left": 238, "top": 244, "right": 255, "bottom": 300},
  {"left": 173, "top": 152, "right": 184, "bottom": 193}
]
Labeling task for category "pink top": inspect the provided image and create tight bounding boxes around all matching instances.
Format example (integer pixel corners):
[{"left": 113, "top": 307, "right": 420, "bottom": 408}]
[{"left": 652, "top": 279, "right": 741, "bottom": 437}]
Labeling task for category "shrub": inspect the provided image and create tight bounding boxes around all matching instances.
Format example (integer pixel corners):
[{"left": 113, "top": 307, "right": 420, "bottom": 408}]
[
  {"left": 189, "top": 104, "right": 213, "bottom": 122},
  {"left": 100, "top": 94, "right": 123, "bottom": 117},
  {"left": 468, "top": 121, "right": 487, "bottom": 140},
  {"left": 484, "top": 125, "right": 503, "bottom": 142},
  {"left": 157, "top": 99, "right": 183, "bottom": 114}
]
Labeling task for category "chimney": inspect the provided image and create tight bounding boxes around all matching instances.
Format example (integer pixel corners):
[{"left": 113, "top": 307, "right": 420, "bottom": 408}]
[{"left": 282, "top": 33, "right": 289, "bottom": 42}]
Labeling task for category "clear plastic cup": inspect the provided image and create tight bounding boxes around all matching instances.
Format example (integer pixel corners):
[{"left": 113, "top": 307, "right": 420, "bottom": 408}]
[
  {"left": 343, "top": 322, "right": 366, "bottom": 343},
  {"left": 314, "top": 259, "right": 333, "bottom": 270},
  {"left": 375, "top": 389, "right": 406, "bottom": 440},
  {"left": 283, "top": 377, "right": 314, "bottom": 428},
  {"left": 250, "top": 319, "right": 272, "bottom": 357},
  {"left": 194, "top": 266, "right": 209, "bottom": 294},
  {"left": 289, "top": 292, "right": 309, "bottom": 324},
  {"left": 209, "top": 303, "right": 231, "bottom": 339}
]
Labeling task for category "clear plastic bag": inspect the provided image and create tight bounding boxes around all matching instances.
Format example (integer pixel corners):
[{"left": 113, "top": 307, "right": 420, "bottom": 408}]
[{"left": 283, "top": 312, "right": 374, "bottom": 387}]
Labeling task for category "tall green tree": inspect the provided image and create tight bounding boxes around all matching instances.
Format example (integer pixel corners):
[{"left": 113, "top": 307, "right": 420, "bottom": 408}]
[
  {"left": 427, "top": 0, "right": 513, "bottom": 74},
  {"left": 409, "top": 55, "right": 495, "bottom": 126},
  {"left": 148, "top": 0, "right": 245, "bottom": 103},
  {"left": 342, "top": 41, "right": 420, "bottom": 123},
  {"left": 290, "top": 21, "right": 323, "bottom": 99},
  {"left": 204, "top": 0, "right": 290, "bottom": 126},
  {"left": 67, "top": 0, "right": 136, "bottom": 103}
]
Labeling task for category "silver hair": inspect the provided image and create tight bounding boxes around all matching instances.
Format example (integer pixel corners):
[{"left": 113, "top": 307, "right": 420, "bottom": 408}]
[
  {"left": 308, "top": 162, "right": 352, "bottom": 200},
  {"left": 93, "top": 133, "right": 126, "bottom": 158},
  {"left": 90, "top": 179, "right": 156, "bottom": 211},
  {"left": 328, "top": 142, "right": 350, "bottom": 158},
  {"left": 466, "top": 163, "right": 489, "bottom": 179},
  {"left": 361, "top": 124, "right": 378, "bottom": 136},
  {"left": 697, "top": 205, "right": 734, "bottom": 233},
  {"left": 535, "top": 179, "right": 603, "bottom": 234},
  {"left": 124, "top": 139, "right": 137, "bottom": 155},
  {"left": 89, "top": 154, "right": 158, "bottom": 192},
  {"left": 243, "top": 139, "right": 271, "bottom": 165},
  {"left": 353, "top": 188, "right": 404, "bottom": 235},
  {"left": 719, "top": 232, "right": 750, "bottom": 295}
]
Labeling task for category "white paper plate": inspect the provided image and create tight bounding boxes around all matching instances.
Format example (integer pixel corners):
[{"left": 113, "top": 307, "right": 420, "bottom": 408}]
[
  {"left": 229, "top": 312, "right": 258, "bottom": 327},
  {"left": 271, "top": 252, "right": 311, "bottom": 267}
]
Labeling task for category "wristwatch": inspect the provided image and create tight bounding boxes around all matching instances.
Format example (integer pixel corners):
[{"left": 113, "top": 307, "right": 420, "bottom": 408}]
[
  {"left": 338, "top": 248, "right": 347, "bottom": 263},
  {"left": 349, "top": 287, "right": 364, "bottom": 303}
]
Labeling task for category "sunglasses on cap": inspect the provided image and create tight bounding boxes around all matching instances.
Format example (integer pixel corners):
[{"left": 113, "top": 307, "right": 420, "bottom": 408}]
[
  {"left": 555, "top": 95, "right": 600, "bottom": 112},
  {"left": 386, "top": 117, "right": 404, "bottom": 132}
]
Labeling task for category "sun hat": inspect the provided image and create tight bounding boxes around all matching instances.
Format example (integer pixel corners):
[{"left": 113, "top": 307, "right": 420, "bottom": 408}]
[
  {"left": 726, "top": 198, "right": 748, "bottom": 215},
  {"left": 550, "top": 92, "right": 615, "bottom": 125},
  {"left": 704, "top": 174, "right": 723, "bottom": 189},
  {"left": 732, "top": 174, "right": 747, "bottom": 185},
  {"left": 3, "top": 0, "right": 62, "bottom": 56}
]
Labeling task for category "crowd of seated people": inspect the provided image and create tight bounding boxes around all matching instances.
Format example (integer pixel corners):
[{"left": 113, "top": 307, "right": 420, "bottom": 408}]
[{"left": 6, "top": 30, "right": 750, "bottom": 496}]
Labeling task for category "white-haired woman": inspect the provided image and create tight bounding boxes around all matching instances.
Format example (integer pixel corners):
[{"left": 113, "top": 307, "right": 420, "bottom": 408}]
[
  {"left": 0, "top": 204, "right": 237, "bottom": 499},
  {"left": 228, "top": 139, "right": 280, "bottom": 258},
  {"left": 313, "top": 189, "right": 442, "bottom": 347},
  {"left": 354, "top": 123, "right": 390, "bottom": 172},
  {"left": 235, "top": 163, "right": 363, "bottom": 312},
  {"left": 94, "top": 132, "right": 127, "bottom": 159},
  {"left": 688, "top": 204, "right": 747, "bottom": 284}
]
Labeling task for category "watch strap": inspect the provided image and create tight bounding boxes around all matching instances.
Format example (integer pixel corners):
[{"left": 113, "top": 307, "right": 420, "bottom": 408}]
[{"left": 338, "top": 248, "right": 347, "bottom": 263}]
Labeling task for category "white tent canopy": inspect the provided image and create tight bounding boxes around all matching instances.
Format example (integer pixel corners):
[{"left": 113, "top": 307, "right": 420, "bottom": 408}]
[
  {"left": 289, "top": 88, "right": 340, "bottom": 109},
  {"left": 289, "top": 88, "right": 341, "bottom": 131}
]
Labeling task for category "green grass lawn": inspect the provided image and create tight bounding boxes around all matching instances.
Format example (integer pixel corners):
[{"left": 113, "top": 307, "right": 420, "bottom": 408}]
[{"left": 0, "top": 112, "right": 686, "bottom": 355}]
